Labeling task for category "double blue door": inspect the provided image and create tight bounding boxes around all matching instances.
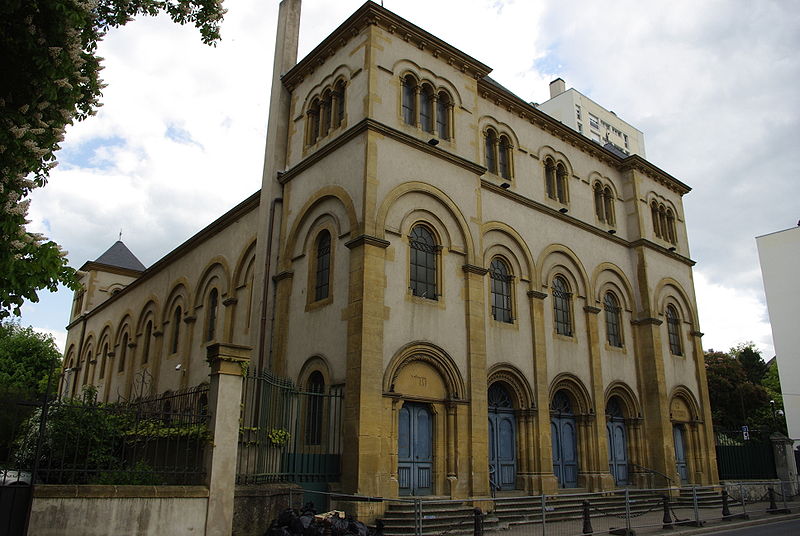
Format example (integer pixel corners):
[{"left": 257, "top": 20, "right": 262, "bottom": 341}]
[
  {"left": 398, "top": 403, "right": 433, "bottom": 496},
  {"left": 551, "top": 416, "right": 578, "bottom": 487}
]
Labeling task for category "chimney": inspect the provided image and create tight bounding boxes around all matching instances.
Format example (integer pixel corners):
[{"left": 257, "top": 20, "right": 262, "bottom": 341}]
[{"left": 550, "top": 78, "right": 566, "bottom": 98}]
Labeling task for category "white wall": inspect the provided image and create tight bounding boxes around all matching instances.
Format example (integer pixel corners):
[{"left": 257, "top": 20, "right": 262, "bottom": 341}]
[{"left": 757, "top": 226, "right": 800, "bottom": 447}]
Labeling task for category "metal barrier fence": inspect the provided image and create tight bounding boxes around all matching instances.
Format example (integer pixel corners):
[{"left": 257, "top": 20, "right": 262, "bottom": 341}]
[
  {"left": 2, "top": 385, "right": 209, "bottom": 486},
  {"left": 267, "top": 482, "right": 795, "bottom": 536},
  {"left": 237, "top": 371, "right": 344, "bottom": 484}
]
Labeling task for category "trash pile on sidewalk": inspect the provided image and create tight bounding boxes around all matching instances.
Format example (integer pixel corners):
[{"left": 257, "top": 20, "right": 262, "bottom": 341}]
[{"left": 266, "top": 503, "right": 384, "bottom": 536}]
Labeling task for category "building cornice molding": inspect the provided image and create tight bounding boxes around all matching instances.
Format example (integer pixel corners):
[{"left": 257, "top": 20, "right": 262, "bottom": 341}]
[
  {"left": 632, "top": 317, "right": 663, "bottom": 326},
  {"left": 79, "top": 262, "right": 143, "bottom": 278},
  {"left": 283, "top": 2, "right": 492, "bottom": 90},
  {"left": 527, "top": 290, "right": 548, "bottom": 300}
]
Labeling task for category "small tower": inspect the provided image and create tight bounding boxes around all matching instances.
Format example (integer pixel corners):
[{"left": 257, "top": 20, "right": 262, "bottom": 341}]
[{"left": 71, "top": 240, "right": 146, "bottom": 320}]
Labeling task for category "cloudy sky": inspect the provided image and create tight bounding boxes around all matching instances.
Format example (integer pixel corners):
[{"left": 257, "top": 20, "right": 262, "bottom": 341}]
[{"left": 21, "top": 0, "right": 799, "bottom": 357}]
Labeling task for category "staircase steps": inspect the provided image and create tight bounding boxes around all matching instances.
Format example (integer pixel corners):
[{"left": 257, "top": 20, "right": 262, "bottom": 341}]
[{"left": 380, "top": 501, "right": 500, "bottom": 536}]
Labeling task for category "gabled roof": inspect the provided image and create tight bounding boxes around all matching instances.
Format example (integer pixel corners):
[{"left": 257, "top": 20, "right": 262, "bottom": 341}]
[{"left": 86, "top": 241, "right": 146, "bottom": 272}]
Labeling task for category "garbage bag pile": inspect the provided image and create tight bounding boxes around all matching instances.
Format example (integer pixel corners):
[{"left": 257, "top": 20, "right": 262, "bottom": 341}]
[{"left": 265, "top": 503, "right": 384, "bottom": 536}]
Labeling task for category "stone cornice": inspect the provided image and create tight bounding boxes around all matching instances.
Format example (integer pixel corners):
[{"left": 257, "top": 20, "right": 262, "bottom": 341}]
[
  {"left": 477, "top": 80, "right": 691, "bottom": 196},
  {"left": 462, "top": 264, "right": 488, "bottom": 276},
  {"left": 283, "top": 2, "right": 492, "bottom": 90},
  {"left": 527, "top": 290, "right": 548, "bottom": 300},
  {"left": 280, "top": 119, "right": 485, "bottom": 185},
  {"left": 345, "top": 234, "right": 391, "bottom": 249},
  {"left": 584, "top": 306, "right": 601, "bottom": 315}
]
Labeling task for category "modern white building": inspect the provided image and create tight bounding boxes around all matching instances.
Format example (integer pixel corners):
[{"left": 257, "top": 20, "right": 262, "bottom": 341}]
[
  {"left": 757, "top": 225, "right": 800, "bottom": 448},
  {"left": 537, "top": 78, "right": 646, "bottom": 158}
]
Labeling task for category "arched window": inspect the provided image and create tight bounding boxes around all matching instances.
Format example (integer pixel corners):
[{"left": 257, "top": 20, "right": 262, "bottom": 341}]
[
  {"left": 142, "top": 320, "right": 152, "bottom": 364},
  {"left": 603, "top": 187, "right": 615, "bottom": 226},
  {"left": 99, "top": 343, "right": 108, "bottom": 379},
  {"left": 82, "top": 351, "right": 92, "bottom": 385},
  {"left": 552, "top": 276, "right": 573, "bottom": 336},
  {"left": 651, "top": 202, "right": 662, "bottom": 238},
  {"left": 314, "top": 230, "right": 331, "bottom": 301},
  {"left": 305, "top": 371, "right": 325, "bottom": 446},
  {"left": 604, "top": 292, "right": 623, "bottom": 347},
  {"left": 118, "top": 332, "right": 128, "bottom": 373},
  {"left": 666, "top": 209, "right": 676, "bottom": 244},
  {"left": 594, "top": 183, "right": 604, "bottom": 220},
  {"left": 436, "top": 91, "right": 450, "bottom": 140},
  {"left": 666, "top": 305, "right": 683, "bottom": 356},
  {"left": 171, "top": 306, "right": 182, "bottom": 354},
  {"left": 490, "top": 257, "right": 513, "bottom": 323},
  {"left": 419, "top": 84, "right": 434, "bottom": 133},
  {"left": 545, "top": 158, "right": 556, "bottom": 199},
  {"left": 334, "top": 80, "right": 346, "bottom": 128},
  {"left": 307, "top": 99, "right": 320, "bottom": 145},
  {"left": 321, "top": 89, "right": 332, "bottom": 136},
  {"left": 409, "top": 224, "right": 438, "bottom": 300},
  {"left": 485, "top": 129, "right": 497, "bottom": 174},
  {"left": 498, "top": 135, "right": 511, "bottom": 179},
  {"left": 555, "top": 163, "right": 568, "bottom": 204},
  {"left": 206, "top": 288, "right": 219, "bottom": 342},
  {"left": 658, "top": 206, "right": 668, "bottom": 242},
  {"left": 402, "top": 75, "right": 417, "bottom": 125}
]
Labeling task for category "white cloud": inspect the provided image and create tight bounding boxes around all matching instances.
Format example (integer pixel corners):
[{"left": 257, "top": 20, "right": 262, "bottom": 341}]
[{"left": 694, "top": 270, "right": 774, "bottom": 357}]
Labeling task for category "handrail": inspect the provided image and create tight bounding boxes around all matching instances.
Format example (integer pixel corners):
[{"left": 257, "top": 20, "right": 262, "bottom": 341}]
[{"left": 629, "top": 463, "right": 674, "bottom": 486}]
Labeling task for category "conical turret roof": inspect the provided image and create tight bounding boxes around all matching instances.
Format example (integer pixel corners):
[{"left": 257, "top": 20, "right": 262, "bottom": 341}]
[{"left": 92, "top": 241, "right": 146, "bottom": 272}]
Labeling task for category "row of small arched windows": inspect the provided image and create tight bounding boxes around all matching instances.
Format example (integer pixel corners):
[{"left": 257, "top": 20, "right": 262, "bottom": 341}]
[
  {"left": 651, "top": 201, "right": 677, "bottom": 245},
  {"left": 401, "top": 75, "right": 453, "bottom": 140},
  {"left": 306, "top": 80, "right": 347, "bottom": 146}
]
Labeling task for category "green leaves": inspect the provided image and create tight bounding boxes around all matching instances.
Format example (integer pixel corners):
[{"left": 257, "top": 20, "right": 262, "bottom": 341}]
[{"left": 0, "top": 0, "right": 226, "bottom": 319}]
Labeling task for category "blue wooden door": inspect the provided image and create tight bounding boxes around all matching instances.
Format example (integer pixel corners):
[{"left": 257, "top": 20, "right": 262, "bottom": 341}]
[
  {"left": 606, "top": 398, "right": 629, "bottom": 485},
  {"left": 673, "top": 425, "right": 688, "bottom": 483},
  {"left": 607, "top": 421, "right": 629, "bottom": 485},
  {"left": 488, "top": 384, "right": 517, "bottom": 490},
  {"left": 398, "top": 403, "right": 433, "bottom": 496},
  {"left": 551, "top": 391, "right": 578, "bottom": 488}
]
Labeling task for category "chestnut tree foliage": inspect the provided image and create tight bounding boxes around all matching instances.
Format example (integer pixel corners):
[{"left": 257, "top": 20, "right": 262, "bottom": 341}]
[{"left": 0, "top": 0, "right": 226, "bottom": 318}]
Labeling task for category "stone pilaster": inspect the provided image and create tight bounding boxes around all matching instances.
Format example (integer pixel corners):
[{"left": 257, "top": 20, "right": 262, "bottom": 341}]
[
  {"left": 583, "top": 305, "right": 614, "bottom": 490},
  {"left": 527, "top": 290, "right": 558, "bottom": 493},
  {"left": 463, "top": 264, "right": 490, "bottom": 497}
]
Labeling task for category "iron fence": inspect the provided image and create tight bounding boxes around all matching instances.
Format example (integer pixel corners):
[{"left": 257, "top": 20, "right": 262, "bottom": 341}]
[
  {"left": 237, "top": 370, "right": 344, "bottom": 485},
  {"left": 3, "top": 385, "right": 209, "bottom": 486},
  {"left": 715, "top": 429, "right": 777, "bottom": 480}
]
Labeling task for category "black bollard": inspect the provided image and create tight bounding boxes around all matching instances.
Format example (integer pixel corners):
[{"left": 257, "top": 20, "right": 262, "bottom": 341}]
[
  {"left": 582, "top": 500, "right": 593, "bottom": 535},
  {"left": 662, "top": 495, "right": 673, "bottom": 530},
  {"left": 768, "top": 487, "right": 778, "bottom": 514},
  {"left": 473, "top": 507, "right": 484, "bottom": 536},
  {"left": 721, "top": 490, "right": 731, "bottom": 518}
]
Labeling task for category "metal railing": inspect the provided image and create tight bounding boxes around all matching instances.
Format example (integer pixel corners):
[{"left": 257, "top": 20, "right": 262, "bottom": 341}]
[
  {"left": 237, "top": 371, "right": 344, "bottom": 484},
  {"left": 5, "top": 385, "right": 209, "bottom": 486},
  {"left": 263, "top": 481, "right": 796, "bottom": 536}
]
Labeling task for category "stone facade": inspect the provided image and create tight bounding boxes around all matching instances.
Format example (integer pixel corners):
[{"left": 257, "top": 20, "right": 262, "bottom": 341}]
[{"left": 62, "top": 0, "right": 718, "bottom": 506}]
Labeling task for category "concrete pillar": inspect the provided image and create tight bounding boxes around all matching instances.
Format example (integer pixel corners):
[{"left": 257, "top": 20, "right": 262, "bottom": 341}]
[
  {"left": 205, "top": 342, "right": 252, "bottom": 536},
  {"left": 771, "top": 433, "right": 799, "bottom": 495}
]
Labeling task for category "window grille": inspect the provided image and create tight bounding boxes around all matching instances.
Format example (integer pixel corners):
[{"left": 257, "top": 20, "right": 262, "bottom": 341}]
[
  {"left": 604, "top": 292, "right": 623, "bottom": 347},
  {"left": 552, "top": 276, "right": 573, "bottom": 336},
  {"left": 666, "top": 305, "right": 683, "bottom": 355},
  {"left": 315, "top": 231, "right": 331, "bottom": 301},
  {"left": 490, "top": 258, "right": 513, "bottom": 323}
]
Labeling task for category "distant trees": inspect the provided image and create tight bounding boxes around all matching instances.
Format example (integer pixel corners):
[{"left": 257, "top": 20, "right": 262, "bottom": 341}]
[{"left": 704, "top": 342, "right": 785, "bottom": 434}]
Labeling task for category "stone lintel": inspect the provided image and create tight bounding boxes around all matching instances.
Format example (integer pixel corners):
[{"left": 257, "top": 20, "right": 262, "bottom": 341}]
[
  {"left": 207, "top": 343, "right": 252, "bottom": 375},
  {"left": 462, "top": 264, "right": 488, "bottom": 276},
  {"left": 345, "top": 234, "right": 391, "bottom": 249}
]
